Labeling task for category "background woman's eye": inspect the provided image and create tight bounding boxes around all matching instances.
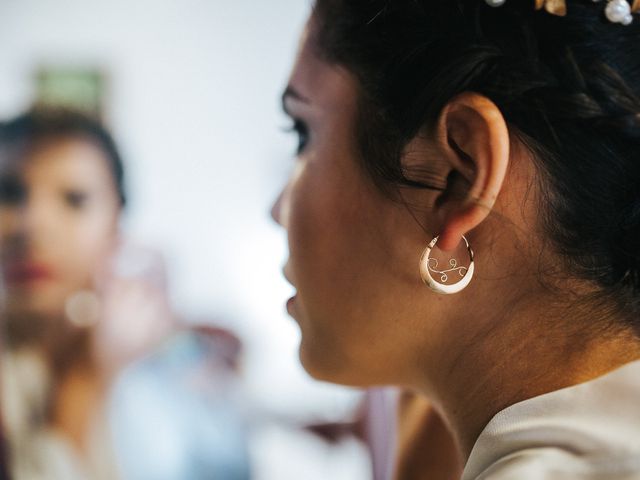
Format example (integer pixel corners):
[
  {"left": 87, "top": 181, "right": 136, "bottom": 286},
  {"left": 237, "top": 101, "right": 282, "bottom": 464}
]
[
  {"left": 64, "top": 190, "right": 89, "bottom": 209},
  {"left": 0, "top": 177, "right": 26, "bottom": 205},
  {"left": 287, "top": 119, "right": 309, "bottom": 155}
]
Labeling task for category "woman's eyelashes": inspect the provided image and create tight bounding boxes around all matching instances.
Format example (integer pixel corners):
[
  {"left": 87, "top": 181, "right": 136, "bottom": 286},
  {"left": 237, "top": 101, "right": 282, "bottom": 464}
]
[
  {"left": 286, "top": 118, "right": 309, "bottom": 156},
  {"left": 0, "top": 177, "right": 89, "bottom": 210}
]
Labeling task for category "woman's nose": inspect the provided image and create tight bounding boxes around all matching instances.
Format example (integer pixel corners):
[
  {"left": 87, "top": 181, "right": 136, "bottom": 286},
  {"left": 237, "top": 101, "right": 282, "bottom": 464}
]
[{"left": 12, "top": 196, "right": 55, "bottom": 246}]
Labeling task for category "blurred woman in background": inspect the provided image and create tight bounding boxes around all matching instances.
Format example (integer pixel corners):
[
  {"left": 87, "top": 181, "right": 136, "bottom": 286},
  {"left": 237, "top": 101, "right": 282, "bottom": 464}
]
[
  {"left": 0, "top": 108, "right": 172, "bottom": 479},
  {"left": 0, "top": 107, "right": 252, "bottom": 480}
]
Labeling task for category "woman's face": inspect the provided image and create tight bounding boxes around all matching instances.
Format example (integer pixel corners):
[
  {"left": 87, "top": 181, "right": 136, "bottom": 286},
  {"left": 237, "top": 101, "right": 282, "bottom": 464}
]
[
  {"left": 0, "top": 137, "right": 121, "bottom": 321},
  {"left": 272, "top": 23, "right": 453, "bottom": 386}
]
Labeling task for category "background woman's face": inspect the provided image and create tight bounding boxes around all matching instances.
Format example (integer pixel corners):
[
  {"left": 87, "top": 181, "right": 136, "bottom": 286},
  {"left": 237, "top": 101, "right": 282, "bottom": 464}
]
[
  {"left": 0, "top": 137, "right": 120, "bottom": 320},
  {"left": 273, "top": 24, "right": 443, "bottom": 386}
]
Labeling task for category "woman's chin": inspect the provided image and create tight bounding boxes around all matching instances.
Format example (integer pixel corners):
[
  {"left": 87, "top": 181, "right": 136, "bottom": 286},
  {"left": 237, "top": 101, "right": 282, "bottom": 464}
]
[
  {"left": 297, "top": 338, "right": 359, "bottom": 386},
  {"left": 3, "top": 290, "right": 69, "bottom": 335}
]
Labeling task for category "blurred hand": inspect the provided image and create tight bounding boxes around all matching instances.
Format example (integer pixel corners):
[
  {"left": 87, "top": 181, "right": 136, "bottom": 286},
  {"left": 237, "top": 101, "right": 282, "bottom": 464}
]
[{"left": 91, "top": 243, "right": 176, "bottom": 376}]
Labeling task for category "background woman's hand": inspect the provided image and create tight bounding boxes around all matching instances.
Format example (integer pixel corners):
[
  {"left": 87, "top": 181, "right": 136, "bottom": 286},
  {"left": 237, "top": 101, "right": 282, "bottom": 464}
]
[{"left": 91, "top": 243, "right": 176, "bottom": 377}]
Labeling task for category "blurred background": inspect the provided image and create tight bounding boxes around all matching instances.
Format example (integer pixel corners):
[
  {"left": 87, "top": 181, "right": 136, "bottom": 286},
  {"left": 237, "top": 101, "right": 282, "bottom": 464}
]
[{"left": 0, "top": 1, "right": 371, "bottom": 478}]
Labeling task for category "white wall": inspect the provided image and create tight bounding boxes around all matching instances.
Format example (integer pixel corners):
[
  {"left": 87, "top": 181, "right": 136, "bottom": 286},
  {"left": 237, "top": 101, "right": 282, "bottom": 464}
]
[{"left": 0, "top": 0, "right": 361, "bottom": 417}]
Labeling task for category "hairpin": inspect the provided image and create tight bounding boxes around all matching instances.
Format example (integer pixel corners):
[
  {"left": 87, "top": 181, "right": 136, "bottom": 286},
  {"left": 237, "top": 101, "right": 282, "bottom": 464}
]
[{"left": 485, "top": 0, "right": 640, "bottom": 25}]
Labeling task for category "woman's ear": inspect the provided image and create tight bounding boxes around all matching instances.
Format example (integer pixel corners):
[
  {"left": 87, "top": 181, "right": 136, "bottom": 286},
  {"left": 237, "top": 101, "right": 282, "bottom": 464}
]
[{"left": 428, "top": 93, "right": 510, "bottom": 252}]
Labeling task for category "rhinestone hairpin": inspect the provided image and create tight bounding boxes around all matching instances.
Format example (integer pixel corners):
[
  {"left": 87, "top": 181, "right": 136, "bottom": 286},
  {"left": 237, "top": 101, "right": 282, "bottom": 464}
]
[{"left": 485, "top": 0, "right": 640, "bottom": 25}]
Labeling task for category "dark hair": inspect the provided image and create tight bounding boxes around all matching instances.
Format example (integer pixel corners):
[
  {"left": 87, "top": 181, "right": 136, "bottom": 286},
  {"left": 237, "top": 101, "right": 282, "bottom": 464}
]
[
  {"left": 312, "top": 0, "right": 640, "bottom": 328},
  {"left": 0, "top": 107, "right": 127, "bottom": 206}
]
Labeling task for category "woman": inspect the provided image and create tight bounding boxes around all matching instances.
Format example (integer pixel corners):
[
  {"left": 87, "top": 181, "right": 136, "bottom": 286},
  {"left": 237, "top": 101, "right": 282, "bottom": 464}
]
[
  {"left": 0, "top": 108, "right": 251, "bottom": 480},
  {"left": 273, "top": 1, "right": 640, "bottom": 478},
  {"left": 0, "top": 108, "right": 171, "bottom": 479}
]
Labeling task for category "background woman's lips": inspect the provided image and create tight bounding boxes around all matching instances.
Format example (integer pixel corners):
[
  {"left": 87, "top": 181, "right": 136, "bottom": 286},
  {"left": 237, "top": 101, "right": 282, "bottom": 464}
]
[{"left": 4, "top": 262, "right": 55, "bottom": 284}]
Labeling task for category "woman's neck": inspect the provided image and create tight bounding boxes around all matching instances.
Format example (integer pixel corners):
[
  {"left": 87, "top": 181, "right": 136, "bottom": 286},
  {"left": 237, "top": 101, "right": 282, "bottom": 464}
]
[
  {"left": 426, "top": 296, "right": 640, "bottom": 460},
  {"left": 50, "top": 361, "right": 106, "bottom": 454},
  {"left": 46, "top": 326, "right": 107, "bottom": 454}
]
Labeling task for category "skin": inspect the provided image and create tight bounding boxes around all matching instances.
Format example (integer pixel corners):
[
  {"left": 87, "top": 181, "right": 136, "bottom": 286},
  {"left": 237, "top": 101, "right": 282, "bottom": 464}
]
[
  {"left": 272, "top": 17, "right": 640, "bottom": 469},
  {"left": 0, "top": 136, "right": 121, "bottom": 451},
  {"left": 0, "top": 137, "right": 120, "bottom": 325},
  {"left": 394, "top": 392, "right": 462, "bottom": 480}
]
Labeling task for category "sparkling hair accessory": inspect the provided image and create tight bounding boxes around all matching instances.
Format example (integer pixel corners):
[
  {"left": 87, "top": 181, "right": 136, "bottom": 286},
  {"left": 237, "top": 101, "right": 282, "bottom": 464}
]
[{"left": 485, "top": 0, "right": 640, "bottom": 25}]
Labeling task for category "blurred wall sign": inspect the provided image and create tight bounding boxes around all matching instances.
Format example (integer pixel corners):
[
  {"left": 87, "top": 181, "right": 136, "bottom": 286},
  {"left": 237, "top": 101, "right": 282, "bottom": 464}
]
[{"left": 35, "top": 67, "right": 106, "bottom": 117}]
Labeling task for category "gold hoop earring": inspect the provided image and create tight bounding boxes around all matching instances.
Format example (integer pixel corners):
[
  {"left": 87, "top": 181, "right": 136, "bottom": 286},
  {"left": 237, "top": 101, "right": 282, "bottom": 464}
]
[{"left": 419, "top": 235, "right": 475, "bottom": 294}]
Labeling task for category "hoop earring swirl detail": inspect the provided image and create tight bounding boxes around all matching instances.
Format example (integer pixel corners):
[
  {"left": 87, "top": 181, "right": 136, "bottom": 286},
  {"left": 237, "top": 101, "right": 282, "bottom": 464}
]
[{"left": 419, "top": 235, "right": 475, "bottom": 294}]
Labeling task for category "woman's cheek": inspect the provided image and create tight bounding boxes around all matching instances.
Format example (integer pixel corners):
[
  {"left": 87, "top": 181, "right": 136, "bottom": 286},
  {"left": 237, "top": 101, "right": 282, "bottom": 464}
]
[{"left": 61, "top": 219, "right": 117, "bottom": 287}]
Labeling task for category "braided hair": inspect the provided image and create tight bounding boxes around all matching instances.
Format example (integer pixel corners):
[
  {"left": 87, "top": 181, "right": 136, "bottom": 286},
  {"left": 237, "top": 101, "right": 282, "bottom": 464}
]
[{"left": 311, "top": 0, "right": 640, "bottom": 330}]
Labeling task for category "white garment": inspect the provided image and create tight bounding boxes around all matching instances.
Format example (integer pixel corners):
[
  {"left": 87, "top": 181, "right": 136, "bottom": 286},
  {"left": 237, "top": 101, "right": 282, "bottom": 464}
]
[
  {"left": 3, "top": 350, "right": 120, "bottom": 480},
  {"left": 462, "top": 360, "right": 640, "bottom": 479}
]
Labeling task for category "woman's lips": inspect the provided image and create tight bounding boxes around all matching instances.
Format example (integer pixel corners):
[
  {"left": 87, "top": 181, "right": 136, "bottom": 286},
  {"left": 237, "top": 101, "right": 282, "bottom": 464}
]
[
  {"left": 286, "top": 294, "right": 297, "bottom": 316},
  {"left": 3, "top": 262, "right": 55, "bottom": 285},
  {"left": 283, "top": 266, "right": 298, "bottom": 316},
  {"left": 282, "top": 266, "right": 295, "bottom": 287}
]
